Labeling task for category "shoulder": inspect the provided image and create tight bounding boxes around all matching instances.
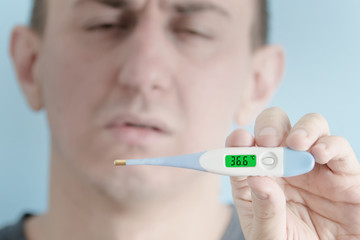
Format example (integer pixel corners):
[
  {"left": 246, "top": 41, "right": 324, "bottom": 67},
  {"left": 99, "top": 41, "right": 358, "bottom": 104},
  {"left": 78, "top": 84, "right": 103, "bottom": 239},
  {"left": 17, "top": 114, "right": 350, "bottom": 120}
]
[
  {"left": 0, "top": 214, "right": 32, "bottom": 240},
  {"left": 221, "top": 205, "right": 245, "bottom": 240}
]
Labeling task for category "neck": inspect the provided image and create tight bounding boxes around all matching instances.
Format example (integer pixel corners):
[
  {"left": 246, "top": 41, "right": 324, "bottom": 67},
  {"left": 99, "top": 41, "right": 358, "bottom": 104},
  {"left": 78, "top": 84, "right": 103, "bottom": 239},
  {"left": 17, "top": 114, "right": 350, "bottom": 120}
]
[{"left": 26, "top": 154, "right": 232, "bottom": 240}]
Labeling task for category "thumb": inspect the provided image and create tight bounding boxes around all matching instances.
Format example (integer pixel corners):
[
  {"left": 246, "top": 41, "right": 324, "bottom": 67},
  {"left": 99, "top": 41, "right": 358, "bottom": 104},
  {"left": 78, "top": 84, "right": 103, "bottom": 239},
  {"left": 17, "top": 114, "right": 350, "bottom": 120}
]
[{"left": 247, "top": 176, "right": 287, "bottom": 240}]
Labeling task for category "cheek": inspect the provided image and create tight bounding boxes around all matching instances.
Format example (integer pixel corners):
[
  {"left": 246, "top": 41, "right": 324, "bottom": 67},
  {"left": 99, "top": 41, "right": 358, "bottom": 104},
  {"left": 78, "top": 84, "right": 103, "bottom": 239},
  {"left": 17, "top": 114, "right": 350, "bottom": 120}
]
[
  {"left": 177, "top": 51, "right": 251, "bottom": 149},
  {"left": 40, "top": 40, "right": 113, "bottom": 160}
]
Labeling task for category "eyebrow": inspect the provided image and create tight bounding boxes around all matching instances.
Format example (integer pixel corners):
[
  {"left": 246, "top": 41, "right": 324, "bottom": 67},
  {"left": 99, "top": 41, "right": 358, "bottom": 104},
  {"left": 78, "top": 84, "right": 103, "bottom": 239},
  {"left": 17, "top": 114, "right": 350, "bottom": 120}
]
[
  {"left": 73, "top": 0, "right": 231, "bottom": 19},
  {"left": 73, "top": 0, "right": 129, "bottom": 8},
  {"left": 173, "top": 2, "right": 231, "bottom": 19}
]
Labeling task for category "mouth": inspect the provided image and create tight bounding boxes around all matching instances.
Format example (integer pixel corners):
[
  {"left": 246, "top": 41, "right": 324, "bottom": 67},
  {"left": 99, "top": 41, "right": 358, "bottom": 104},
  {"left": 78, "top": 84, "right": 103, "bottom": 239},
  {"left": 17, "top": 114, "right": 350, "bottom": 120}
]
[
  {"left": 123, "top": 122, "right": 162, "bottom": 132},
  {"left": 105, "top": 115, "right": 170, "bottom": 145},
  {"left": 107, "top": 115, "right": 169, "bottom": 133}
]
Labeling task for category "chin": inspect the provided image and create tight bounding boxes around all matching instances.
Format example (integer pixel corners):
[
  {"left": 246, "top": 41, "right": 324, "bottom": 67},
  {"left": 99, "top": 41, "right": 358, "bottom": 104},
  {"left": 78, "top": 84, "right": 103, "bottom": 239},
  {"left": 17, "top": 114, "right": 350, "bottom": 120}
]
[{"left": 88, "top": 164, "right": 205, "bottom": 204}]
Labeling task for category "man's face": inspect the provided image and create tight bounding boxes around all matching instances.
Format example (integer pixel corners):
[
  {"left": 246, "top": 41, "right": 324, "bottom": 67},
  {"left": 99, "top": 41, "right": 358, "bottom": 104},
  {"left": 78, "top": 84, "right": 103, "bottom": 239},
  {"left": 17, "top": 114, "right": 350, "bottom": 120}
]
[{"left": 37, "top": 0, "right": 255, "bottom": 201}]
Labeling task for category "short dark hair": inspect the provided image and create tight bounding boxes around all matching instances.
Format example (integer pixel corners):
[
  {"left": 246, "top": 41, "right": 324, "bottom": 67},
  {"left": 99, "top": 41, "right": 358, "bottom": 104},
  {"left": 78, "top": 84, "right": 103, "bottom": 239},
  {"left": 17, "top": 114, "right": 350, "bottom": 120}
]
[
  {"left": 253, "top": 0, "right": 268, "bottom": 48},
  {"left": 30, "top": 0, "right": 46, "bottom": 35},
  {"left": 29, "top": 0, "right": 268, "bottom": 49}
]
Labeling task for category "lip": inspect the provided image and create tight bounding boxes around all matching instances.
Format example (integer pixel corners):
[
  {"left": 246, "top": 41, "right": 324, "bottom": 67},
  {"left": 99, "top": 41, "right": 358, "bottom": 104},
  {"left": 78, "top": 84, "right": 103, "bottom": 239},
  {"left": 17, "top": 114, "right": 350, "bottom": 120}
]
[{"left": 105, "top": 114, "right": 171, "bottom": 145}]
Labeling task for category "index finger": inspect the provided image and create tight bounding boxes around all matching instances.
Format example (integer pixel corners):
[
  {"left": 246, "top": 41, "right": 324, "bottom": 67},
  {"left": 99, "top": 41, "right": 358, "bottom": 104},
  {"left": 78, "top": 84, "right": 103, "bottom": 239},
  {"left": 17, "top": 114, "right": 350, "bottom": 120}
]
[{"left": 311, "top": 136, "right": 360, "bottom": 175}]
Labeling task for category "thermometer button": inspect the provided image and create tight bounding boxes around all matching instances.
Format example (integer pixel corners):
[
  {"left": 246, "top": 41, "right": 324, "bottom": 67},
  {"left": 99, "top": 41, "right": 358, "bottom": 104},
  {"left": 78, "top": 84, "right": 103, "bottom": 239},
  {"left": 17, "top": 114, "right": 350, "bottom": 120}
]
[{"left": 261, "top": 157, "right": 276, "bottom": 166}]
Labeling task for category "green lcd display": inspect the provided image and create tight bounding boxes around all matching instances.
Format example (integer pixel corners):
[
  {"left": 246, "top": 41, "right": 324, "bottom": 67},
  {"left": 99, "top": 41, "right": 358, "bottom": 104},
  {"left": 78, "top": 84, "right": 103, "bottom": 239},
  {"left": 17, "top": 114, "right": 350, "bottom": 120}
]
[{"left": 225, "top": 155, "right": 256, "bottom": 167}]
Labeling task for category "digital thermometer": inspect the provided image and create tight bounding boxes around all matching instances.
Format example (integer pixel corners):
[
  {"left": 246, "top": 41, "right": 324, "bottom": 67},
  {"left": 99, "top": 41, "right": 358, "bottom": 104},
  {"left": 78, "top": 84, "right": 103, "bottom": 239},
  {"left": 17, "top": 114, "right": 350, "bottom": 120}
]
[{"left": 114, "top": 147, "right": 315, "bottom": 177}]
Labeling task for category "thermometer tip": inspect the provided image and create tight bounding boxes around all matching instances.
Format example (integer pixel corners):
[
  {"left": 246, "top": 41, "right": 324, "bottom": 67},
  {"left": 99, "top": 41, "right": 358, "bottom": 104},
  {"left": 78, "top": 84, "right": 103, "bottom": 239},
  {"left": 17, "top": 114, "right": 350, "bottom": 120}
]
[{"left": 114, "top": 159, "right": 127, "bottom": 166}]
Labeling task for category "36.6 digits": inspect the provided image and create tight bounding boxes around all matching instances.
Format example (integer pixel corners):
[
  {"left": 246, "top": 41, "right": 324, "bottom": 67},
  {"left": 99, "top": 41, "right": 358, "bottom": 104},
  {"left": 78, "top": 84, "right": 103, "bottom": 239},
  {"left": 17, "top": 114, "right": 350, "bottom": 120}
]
[{"left": 230, "top": 155, "right": 255, "bottom": 166}]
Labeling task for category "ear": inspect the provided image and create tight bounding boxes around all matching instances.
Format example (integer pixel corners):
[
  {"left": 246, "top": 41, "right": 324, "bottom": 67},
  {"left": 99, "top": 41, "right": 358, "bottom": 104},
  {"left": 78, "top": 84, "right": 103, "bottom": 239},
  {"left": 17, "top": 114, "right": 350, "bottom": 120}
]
[
  {"left": 236, "top": 45, "right": 285, "bottom": 125},
  {"left": 10, "top": 25, "right": 43, "bottom": 111}
]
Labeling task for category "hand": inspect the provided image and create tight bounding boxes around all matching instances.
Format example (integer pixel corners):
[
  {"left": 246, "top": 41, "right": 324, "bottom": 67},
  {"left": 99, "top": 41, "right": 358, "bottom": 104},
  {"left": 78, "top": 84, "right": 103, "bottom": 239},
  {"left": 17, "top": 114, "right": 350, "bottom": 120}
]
[{"left": 227, "top": 107, "right": 360, "bottom": 240}]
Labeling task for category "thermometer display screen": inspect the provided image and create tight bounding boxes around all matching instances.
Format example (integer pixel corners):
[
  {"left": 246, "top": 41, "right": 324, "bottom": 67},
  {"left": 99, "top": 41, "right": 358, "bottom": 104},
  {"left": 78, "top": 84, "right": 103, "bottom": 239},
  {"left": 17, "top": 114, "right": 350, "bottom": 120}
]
[{"left": 225, "top": 155, "right": 256, "bottom": 167}]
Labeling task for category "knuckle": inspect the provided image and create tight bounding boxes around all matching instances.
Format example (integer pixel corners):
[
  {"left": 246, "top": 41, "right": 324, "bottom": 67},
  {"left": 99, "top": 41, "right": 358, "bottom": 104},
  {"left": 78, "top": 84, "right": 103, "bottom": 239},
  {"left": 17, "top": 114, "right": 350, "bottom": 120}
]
[{"left": 255, "top": 207, "right": 276, "bottom": 220}]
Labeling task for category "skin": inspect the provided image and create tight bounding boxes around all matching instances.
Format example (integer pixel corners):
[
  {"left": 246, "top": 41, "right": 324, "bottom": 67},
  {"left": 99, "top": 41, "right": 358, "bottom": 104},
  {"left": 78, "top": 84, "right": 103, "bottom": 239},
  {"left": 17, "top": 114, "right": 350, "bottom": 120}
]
[
  {"left": 228, "top": 109, "right": 360, "bottom": 239},
  {"left": 9, "top": 0, "right": 360, "bottom": 239}
]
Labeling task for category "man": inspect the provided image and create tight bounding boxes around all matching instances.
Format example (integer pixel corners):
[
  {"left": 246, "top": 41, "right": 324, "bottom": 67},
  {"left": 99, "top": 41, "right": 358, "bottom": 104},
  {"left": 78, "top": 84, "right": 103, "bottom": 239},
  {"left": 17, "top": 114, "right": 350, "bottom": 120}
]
[{"left": 1, "top": 0, "right": 360, "bottom": 239}]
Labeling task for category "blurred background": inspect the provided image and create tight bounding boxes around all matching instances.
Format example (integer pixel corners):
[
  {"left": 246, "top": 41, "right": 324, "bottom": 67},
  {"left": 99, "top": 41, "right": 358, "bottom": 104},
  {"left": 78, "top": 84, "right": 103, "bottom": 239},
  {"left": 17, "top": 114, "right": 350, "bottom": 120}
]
[{"left": 1, "top": 0, "right": 360, "bottom": 228}]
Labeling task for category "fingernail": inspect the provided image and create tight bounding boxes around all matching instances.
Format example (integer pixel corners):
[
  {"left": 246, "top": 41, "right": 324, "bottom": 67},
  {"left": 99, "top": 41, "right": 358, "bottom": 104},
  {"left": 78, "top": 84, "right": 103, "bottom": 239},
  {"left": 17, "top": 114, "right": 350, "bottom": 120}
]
[
  {"left": 291, "top": 129, "right": 308, "bottom": 137},
  {"left": 258, "top": 127, "right": 277, "bottom": 137},
  {"left": 252, "top": 189, "right": 269, "bottom": 200}
]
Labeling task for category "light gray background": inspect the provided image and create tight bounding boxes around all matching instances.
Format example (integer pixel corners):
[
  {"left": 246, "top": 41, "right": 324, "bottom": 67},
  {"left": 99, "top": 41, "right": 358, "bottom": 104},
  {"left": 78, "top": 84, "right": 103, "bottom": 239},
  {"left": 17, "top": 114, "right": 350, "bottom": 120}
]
[{"left": 1, "top": 0, "right": 360, "bottom": 228}]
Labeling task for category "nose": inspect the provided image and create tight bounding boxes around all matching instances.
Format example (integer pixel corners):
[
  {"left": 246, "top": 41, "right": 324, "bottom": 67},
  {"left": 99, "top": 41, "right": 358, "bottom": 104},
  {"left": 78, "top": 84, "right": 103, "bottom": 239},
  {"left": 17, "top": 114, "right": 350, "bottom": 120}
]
[{"left": 117, "top": 9, "right": 174, "bottom": 95}]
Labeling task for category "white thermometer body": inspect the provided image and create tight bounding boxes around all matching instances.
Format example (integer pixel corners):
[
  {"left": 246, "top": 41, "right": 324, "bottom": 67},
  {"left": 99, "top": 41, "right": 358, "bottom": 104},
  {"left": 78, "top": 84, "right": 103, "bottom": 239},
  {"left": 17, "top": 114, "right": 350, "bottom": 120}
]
[{"left": 114, "top": 147, "right": 315, "bottom": 177}]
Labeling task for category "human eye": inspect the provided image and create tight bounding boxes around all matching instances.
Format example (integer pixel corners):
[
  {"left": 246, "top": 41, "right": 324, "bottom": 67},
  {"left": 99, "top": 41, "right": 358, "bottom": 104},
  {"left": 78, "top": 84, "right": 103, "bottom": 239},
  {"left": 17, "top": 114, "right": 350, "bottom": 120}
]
[
  {"left": 85, "top": 20, "right": 134, "bottom": 33},
  {"left": 86, "top": 22, "right": 119, "bottom": 31},
  {"left": 84, "top": 13, "right": 136, "bottom": 33},
  {"left": 174, "top": 27, "right": 213, "bottom": 40},
  {"left": 171, "top": 18, "right": 215, "bottom": 41}
]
